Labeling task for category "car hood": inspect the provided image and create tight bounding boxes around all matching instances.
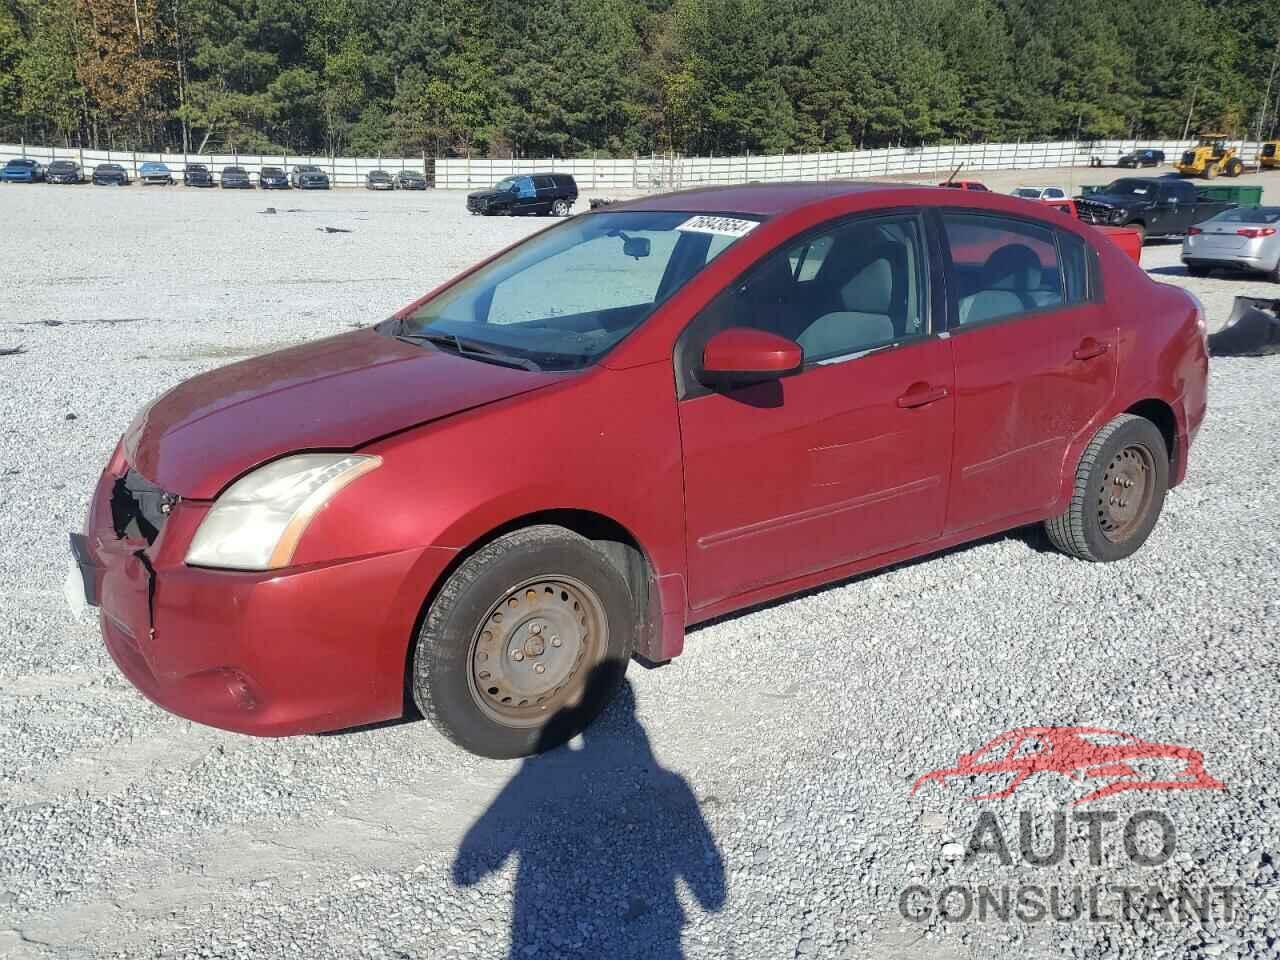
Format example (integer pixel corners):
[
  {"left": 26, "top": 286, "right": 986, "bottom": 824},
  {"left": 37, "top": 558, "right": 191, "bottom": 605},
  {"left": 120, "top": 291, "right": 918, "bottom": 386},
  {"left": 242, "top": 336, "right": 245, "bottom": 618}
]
[
  {"left": 1084, "top": 193, "right": 1150, "bottom": 208},
  {"left": 123, "top": 329, "right": 568, "bottom": 498},
  {"left": 468, "top": 190, "right": 506, "bottom": 201}
]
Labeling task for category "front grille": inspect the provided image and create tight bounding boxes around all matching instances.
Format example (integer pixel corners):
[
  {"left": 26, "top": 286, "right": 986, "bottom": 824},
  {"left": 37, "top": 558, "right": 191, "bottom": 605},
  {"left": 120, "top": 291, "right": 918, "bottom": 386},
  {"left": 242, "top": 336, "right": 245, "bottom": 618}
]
[
  {"left": 1075, "top": 200, "right": 1112, "bottom": 224},
  {"left": 110, "top": 470, "right": 174, "bottom": 544}
]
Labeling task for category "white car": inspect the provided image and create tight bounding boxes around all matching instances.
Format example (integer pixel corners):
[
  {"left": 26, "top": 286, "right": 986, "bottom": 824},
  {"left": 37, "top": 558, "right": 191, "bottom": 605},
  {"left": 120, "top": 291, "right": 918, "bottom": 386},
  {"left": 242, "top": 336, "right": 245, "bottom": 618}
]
[{"left": 1012, "top": 186, "right": 1068, "bottom": 201}]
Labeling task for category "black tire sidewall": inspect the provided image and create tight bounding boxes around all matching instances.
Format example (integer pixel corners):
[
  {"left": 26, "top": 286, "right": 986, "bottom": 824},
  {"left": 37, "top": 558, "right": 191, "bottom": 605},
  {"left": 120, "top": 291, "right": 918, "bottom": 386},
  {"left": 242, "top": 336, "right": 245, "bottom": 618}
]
[
  {"left": 1078, "top": 419, "right": 1169, "bottom": 562},
  {"left": 413, "top": 532, "right": 634, "bottom": 758}
]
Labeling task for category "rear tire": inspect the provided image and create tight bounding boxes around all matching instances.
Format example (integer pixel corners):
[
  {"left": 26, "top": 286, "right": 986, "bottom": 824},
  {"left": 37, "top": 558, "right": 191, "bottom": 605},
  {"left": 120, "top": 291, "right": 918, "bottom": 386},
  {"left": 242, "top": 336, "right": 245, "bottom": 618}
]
[
  {"left": 411, "top": 525, "right": 634, "bottom": 758},
  {"left": 1045, "top": 414, "right": 1169, "bottom": 563},
  {"left": 552, "top": 198, "right": 571, "bottom": 217}
]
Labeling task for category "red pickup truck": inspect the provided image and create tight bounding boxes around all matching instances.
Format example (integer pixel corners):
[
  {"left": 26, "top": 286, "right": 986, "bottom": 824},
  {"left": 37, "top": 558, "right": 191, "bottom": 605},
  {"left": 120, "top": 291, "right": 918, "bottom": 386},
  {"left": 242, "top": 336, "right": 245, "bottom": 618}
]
[{"left": 1043, "top": 198, "right": 1143, "bottom": 265}]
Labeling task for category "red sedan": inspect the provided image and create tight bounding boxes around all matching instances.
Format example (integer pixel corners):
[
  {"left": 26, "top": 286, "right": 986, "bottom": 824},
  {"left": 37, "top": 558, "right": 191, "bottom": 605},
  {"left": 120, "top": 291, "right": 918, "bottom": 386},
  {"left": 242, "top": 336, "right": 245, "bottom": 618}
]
[{"left": 67, "top": 182, "right": 1209, "bottom": 758}]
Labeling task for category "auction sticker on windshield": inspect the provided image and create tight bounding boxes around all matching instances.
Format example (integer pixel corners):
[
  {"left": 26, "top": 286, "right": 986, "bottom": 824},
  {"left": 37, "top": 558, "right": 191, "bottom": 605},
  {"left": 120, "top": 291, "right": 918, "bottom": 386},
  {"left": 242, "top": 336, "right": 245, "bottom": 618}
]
[{"left": 676, "top": 215, "right": 759, "bottom": 237}]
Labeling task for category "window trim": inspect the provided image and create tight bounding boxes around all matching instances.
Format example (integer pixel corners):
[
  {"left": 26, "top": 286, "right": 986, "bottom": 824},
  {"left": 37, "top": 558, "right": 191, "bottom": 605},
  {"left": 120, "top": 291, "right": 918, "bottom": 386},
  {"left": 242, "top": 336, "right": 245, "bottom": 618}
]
[
  {"left": 674, "top": 207, "right": 940, "bottom": 400},
  {"left": 935, "top": 208, "right": 1086, "bottom": 335}
]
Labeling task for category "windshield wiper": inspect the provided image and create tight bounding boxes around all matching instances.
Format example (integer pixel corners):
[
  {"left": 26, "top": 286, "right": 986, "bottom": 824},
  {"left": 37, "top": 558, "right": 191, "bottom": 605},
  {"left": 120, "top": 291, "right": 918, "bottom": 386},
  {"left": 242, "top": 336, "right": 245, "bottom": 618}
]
[{"left": 396, "top": 331, "right": 541, "bottom": 372}]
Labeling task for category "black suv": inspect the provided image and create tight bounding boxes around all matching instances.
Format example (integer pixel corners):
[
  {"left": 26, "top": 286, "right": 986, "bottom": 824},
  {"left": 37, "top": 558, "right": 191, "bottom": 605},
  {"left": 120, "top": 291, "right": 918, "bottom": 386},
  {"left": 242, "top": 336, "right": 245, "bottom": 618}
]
[
  {"left": 184, "top": 164, "right": 215, "bottom": 187},
  {"left": 1117, "top": 149, "right": 1166, "bottom": 168},
  {"left": 467, "top": 173, "right": 577, "bottom": 216},
  {"left": 46, "top": 160, "right": 85, "bottom": 184},
  {"left": 260, "top": 166, "right": 289, "bottom": 189},
  {"left": 92, "top": 163, "right": 129, "bottom": 186},
  {"left": 291, "top": 165, "right": 331, "bottom": 189}
]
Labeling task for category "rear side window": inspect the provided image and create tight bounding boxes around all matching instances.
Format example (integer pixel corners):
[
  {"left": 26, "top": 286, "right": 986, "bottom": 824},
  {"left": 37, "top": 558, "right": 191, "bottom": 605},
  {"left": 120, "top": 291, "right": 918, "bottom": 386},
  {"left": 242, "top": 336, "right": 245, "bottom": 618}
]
[
  {"left": 942, "top": 213, "right": 1064, "bottom": 327},
  {"left": 1058, "top": 230, "right": 1089, "bottom": 304},
  {"left": 533, "top": 175, "right": 555, "bottom": 189}
]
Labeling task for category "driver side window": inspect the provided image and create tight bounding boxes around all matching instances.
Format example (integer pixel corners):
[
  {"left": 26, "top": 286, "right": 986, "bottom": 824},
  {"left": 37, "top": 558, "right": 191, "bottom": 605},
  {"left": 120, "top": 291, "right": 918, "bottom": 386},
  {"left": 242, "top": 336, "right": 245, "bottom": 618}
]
[{"left": 680, "top": 213, "right": 929, "bottom": 382}]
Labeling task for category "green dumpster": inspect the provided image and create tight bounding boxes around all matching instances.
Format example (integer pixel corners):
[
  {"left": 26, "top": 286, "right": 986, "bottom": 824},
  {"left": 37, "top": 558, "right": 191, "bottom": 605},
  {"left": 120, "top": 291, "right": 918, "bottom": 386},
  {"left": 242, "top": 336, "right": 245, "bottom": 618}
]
[
  {"left": 1081, "top": 183, "right": 1264, "bottom": 206},
  {"left": 1196, "top": 184, "right": 1263, "bottom": 208}
]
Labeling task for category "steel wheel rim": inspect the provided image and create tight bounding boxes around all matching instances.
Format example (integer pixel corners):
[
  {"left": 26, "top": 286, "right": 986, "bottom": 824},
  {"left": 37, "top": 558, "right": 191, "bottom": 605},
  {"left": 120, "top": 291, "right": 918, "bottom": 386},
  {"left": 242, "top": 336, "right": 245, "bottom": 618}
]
[
  {"left": 467, "top": 575, "right": 607, "bottom": 728},
  {"left": 1098, "top": 443, "right": 1156, "bottom": 543}
]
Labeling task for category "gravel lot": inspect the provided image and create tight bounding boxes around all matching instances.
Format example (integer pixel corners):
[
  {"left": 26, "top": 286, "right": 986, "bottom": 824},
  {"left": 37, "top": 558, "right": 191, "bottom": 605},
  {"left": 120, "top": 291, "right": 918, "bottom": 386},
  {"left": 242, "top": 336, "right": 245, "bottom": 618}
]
[{"left": 1, "top": 179, "right": 1277, "bottom": 960}]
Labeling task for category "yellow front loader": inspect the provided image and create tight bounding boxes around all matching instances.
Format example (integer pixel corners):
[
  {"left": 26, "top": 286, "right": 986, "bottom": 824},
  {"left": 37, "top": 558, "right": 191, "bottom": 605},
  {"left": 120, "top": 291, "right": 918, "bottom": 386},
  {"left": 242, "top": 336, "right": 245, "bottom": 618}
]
[
  {"left": 1176, "top": 134, "right": 1244, "bottom": 179},
  {"left": 1259, "top": 141, "right": 1280, "bottom": 170}
]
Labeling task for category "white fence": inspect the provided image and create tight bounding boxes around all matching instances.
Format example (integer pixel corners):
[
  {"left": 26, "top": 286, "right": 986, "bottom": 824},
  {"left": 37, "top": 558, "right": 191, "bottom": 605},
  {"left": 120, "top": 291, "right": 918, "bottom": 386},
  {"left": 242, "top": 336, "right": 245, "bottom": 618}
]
[{"left": 0, "top": 138, "right": 1266, "bottom": 191}]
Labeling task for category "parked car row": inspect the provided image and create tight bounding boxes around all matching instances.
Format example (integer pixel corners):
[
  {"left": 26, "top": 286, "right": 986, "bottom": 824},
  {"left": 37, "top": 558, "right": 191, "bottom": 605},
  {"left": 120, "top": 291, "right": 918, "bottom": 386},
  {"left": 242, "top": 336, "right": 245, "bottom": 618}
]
[{"left": 2, "top": 157, "right": 431, "bottom": 190}]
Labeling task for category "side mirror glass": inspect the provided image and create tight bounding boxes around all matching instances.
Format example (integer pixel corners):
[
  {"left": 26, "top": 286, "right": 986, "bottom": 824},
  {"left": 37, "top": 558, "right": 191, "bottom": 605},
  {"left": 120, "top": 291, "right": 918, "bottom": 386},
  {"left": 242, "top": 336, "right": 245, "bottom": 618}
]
[{"left": 700, "top": 328, "right": 803, "bottom": 388}]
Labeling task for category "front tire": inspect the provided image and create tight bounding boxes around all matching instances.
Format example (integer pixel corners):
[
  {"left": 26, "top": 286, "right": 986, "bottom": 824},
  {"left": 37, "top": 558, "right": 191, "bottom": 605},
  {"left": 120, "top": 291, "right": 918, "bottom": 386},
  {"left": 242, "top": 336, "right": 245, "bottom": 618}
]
[
  {"left": 1045, "top": 414, "right": 1169, "bottom": 562},
  {"left": 412, "top": 525, "right": 634, "bottom": 758}
]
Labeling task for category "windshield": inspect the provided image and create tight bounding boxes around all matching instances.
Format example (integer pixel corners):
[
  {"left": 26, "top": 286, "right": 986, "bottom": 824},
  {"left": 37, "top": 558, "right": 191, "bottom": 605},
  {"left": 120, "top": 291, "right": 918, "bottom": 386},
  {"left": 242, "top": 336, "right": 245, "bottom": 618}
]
[
  {"left": 262, "top": 167, "right": 282, "bottom": 175},
  {"left": 494, "top": 177, "right": 518, "bottom": 191},
  {"left": 299, "top": 165, "right": 320, "bottom": 172},
  {"left": 1213, "top": 207, "right": 1280, "bottom": 225},
  {"left": 398, "top": 210, "right": 758, "bottom": 371},
  {"left": 141, "top": 163, "right": 166, "bottom": 170},
  {"left": 1103, "top": 179, "right": 1156, "bottom": 196},
  {"left": 6, "top": 159, "right": 33, "bottom": 167}
]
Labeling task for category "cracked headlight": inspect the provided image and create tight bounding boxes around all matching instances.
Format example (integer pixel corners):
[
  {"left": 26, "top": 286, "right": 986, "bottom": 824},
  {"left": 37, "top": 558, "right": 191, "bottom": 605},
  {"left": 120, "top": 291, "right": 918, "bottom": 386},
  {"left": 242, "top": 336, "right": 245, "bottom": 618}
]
[{"left": 186, "top": 454, "right": 381, "bottom": 571}]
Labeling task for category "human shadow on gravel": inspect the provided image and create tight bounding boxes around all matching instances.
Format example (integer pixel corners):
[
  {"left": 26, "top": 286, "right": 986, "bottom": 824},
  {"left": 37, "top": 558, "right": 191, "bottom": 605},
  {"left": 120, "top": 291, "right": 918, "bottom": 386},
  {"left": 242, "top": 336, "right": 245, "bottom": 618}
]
[{"left": 452, "top": 671, "right": 725, "bottom": 959}]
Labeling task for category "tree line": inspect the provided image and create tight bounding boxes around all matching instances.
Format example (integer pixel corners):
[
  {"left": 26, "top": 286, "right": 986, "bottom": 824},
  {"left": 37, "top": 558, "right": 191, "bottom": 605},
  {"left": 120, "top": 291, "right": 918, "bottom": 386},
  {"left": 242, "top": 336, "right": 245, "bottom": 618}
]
[{"left": 1, "top": 0, "right": 1279, "bottom": 158}]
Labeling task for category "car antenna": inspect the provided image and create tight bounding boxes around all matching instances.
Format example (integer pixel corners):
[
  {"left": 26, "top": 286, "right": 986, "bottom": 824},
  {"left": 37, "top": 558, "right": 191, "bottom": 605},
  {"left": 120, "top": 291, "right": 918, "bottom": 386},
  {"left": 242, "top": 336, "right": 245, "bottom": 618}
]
[{"left": 943, "top": 163, "right": 963, "bottom": 186}]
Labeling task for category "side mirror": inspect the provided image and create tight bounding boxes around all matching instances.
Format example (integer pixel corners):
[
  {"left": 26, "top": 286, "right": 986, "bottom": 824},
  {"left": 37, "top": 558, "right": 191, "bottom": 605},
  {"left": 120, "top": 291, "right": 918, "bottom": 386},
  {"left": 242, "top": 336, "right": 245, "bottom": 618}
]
[{"left": 699, "top": 328, "right": 803, "bottom": 387}]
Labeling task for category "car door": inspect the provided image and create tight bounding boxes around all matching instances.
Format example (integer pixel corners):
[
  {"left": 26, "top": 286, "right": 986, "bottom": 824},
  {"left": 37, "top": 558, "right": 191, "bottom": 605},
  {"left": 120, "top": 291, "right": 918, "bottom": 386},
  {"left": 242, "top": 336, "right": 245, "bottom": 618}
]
[
  {"left": 511, "top": 176, "right": 538, "bottom": 214},
  {"left": 940, "top": 211, "right": 1118, "bottom": 534},
  {"left": 532, "top": 175, "right": 557, "bottom": 213},
  {"left": 1170, "top": 180, "right": 1201, "bottom": 233},
  {"left": 676, "top": 211, "right": 955, "bottom": 609}
]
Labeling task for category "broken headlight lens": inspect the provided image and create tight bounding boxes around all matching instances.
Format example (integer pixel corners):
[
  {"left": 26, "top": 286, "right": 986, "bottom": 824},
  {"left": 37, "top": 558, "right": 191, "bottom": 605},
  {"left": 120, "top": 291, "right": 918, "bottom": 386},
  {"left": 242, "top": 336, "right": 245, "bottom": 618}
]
[{"left": 185, "top": 454, "right": 381, "bottom": 571}]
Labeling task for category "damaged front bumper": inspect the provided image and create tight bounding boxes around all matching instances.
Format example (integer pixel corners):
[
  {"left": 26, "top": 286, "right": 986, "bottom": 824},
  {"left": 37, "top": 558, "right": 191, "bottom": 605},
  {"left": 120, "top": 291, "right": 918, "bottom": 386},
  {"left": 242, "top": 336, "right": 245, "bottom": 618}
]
[{"left": 71, "top": 454, "right": 452, "bottom": 736}]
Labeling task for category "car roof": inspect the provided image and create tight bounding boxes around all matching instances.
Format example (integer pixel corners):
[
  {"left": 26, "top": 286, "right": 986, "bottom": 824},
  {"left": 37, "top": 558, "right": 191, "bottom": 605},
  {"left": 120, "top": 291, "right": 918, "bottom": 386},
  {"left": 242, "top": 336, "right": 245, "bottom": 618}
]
[{"left": 616, "top": 181, "right": 945, "bottom": 217}]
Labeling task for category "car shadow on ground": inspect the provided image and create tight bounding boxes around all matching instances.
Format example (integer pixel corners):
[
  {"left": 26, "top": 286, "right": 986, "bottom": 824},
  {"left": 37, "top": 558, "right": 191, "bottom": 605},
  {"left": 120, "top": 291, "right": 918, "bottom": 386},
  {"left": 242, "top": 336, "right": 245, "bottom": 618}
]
[
  {"left": 451, "top": 668, "right": 726, "bottom": 959},
  {"left": 1147, "top": 265, "right": 1189, "bottom": 276}
]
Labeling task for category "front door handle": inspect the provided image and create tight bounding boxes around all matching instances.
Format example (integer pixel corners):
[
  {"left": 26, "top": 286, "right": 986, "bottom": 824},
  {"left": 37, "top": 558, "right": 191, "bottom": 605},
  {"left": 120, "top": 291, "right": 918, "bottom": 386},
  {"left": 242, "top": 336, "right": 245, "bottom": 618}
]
[
  {"left": 897, "top": 384, "right": 949, "bottom": 409},
  {"left": 1073, "top": 339, "right": 1110, "bottom": 361}
]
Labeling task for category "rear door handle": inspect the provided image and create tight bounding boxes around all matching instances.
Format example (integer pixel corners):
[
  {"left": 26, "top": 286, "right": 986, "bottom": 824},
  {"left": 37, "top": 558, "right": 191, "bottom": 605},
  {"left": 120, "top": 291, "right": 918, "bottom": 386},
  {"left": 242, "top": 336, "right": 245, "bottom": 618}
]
[
  {"left": 1073, "top": 339, "right": 1110, "bottom": 361},
  {"left": 897, "top": 385, "right": 949, "bottom": 409}
]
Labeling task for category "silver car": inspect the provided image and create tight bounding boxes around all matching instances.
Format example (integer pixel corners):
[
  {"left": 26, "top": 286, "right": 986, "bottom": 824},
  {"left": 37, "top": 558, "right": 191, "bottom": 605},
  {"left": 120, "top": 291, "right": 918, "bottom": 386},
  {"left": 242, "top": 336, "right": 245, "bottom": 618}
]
[{"left": 1182, "top": 207, "right": 1280, "bottom": 281}]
